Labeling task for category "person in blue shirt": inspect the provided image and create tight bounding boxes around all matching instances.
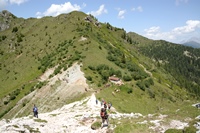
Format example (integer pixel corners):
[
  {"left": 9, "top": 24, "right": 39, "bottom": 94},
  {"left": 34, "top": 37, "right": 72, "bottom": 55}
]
[{"left": 33, "top": 104, "right": 38, "bottom": 118}]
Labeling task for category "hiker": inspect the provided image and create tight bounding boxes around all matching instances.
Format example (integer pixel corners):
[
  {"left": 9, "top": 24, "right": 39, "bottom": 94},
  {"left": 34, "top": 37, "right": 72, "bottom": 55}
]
[
  {"left": 101, "top": 98, "right": 104, "bottom": 106},
  {"left": 108, "top": 102, "right": 112, "bottom": 110},
  {"left": 33, "top": 104, "right": 38, "bottom": 118},
  {"left": 100, "top": 108, "right": 109, "bottom": 128},
  {"left": 96, "top": 99, "right": 98, "bottom": 105},
  {"left": 104, "top": 101, "right": 107, "bottom": 109}
]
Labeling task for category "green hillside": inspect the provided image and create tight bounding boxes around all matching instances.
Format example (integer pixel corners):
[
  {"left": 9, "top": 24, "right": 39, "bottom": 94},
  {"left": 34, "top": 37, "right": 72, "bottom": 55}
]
[{"left": 0, "top": 10, "right": 200, "bottom": 132}]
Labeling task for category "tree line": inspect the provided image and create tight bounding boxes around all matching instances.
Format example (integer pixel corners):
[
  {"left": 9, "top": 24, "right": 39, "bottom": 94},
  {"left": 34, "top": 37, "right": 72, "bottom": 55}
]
[{"left": 139, "top": 40, "right": 200, "bottom": 98}]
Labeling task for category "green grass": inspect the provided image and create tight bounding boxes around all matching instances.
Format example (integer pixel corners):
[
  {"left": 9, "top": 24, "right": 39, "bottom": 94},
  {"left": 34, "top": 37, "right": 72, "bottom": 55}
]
[
  {"left": 96, "top": 84, "right": 156, "bottom": 115},
  {"left": 111, "top": 117, "right": 151, "bottom": 133},
  {"left": 96, "top": 80, "right": 199, "bottom": 118},
  {"left": 34, "top": 118, "right": 47, "bottom": 123},
  {"left": 91, "top": 121, "right": 101, "bottom": 130},
  {"left": 0, "top": 10, "right": 199, "bottom": 127}
]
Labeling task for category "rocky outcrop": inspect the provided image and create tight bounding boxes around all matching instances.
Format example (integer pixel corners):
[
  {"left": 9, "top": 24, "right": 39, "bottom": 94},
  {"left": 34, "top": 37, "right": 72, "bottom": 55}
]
[
  {"left": 0, "top": 10, "right": 16, "bottom": 31},
  {"left": 84, "top": 15, "right": 101, "bottom": 27}
]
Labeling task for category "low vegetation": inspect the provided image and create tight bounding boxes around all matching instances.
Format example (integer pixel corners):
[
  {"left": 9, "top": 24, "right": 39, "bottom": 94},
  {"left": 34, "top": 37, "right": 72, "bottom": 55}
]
[{"left": 0, "top": 10, "right": 200, "bottom": 132}]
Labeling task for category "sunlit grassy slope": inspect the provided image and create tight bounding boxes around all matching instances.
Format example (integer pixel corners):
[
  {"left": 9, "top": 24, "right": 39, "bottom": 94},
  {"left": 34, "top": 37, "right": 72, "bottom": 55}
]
[{"left": 0, "top": 11, "right": 199, "bottom": 131}]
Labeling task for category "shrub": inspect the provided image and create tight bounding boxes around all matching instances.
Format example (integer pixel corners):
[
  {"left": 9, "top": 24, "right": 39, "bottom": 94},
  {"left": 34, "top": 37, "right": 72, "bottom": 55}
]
[
  {"left": 71, "top": 54, "right": 81, "bottom": 61},
  {"left": 97, "top": 83, "right": 101, "bottom": 87},
  {"left": 96, "top": 64, "right": 109, "bottom": 71},
  {"left": 147, "top": 89, "right": 155, "bottom": 98},
  {"left": 22, "top": 102, "right": 26, "bottom": 107},
  {"left": 63, "top": 65, "right": 68, "bottom": 71},
  {"left": 0, "top": 35, "right": 7, "bottom": 41},
  {"left": 4, "top": 101, "right": 9, "bottom": 105},
  {"left": 53, "top": 65, "right": 62, "bottom": 75},
  {"left": 12, "top": 27, "right": 18, "bottom": 32},
  {"left": 101, "top": 70, "right": 109, "bottom": 81},
  {"left": 0, "top": 50, "right": 4, "bottom": 55},
  {"left": 136, "top": 81, "right": 145, "bottom": 91},
  {"left": 10, "top": 95, "right": 16, "bottom": 100},
  {"left": 115, "top": 70, "right": 122, "bottom": 78},
  {"left": 36, "top": 81, "right": 46, "bottom": 89},
  {"left": 107, "top": 55, "right": 116, "bottom": 61},
  {"left": 30, "top": 87, "right": 35, "bottom": 92},
  {"left": 123, "top": 75, "right": 132, "bottom": 81},
  {"left": 119, "top": 63, "right": 126, "bottom": 68},
  {"left": 127, "top": 88, "right": 133, "bottom": 94},
  {"left": 9, "top": 89, "right": 21, "bottom": 100},
  {"left": 131, "top": 71, "right": 149, "bottom": 80},
  {"left": 144, "top": 78, "right": 154, "bottom": 88},
  {"left": 86, "top": 76, "right": 92, "bottom": 81},
  {"left": 120, "top": 85, "right": 133, "bottom": 94},
  {"left": 17, "top": 36, "right": 23, "bottom": 42},
  {"left": 88, "top": 65, "right": 96, "bottom": 70}
]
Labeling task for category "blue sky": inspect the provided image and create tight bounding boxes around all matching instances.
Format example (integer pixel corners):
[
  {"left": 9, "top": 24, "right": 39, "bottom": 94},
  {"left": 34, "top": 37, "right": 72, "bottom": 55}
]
[{"left": 0, "top": 0, "right": 200, "bottom": 44}]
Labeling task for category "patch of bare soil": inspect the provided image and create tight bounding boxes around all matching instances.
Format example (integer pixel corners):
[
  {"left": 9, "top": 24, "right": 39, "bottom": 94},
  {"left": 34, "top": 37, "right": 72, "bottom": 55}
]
[
  {"left": 36, "top": 62, "right": 88, "bottom": 110},
  {"left": 9, "top": 62, "right": 89, "bottom": 118},
  {"left": 79, "top": 36, "right": 87, "bottom": 41}
]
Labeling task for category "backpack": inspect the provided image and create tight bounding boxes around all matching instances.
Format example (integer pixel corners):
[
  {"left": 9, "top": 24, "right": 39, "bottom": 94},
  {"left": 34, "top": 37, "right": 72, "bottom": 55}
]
[
  {"left": 101, "top": 108, "right": 108, "bottom": 119},
  {"left": 101, "top": 111, "right": 105, "bottom": 118}
]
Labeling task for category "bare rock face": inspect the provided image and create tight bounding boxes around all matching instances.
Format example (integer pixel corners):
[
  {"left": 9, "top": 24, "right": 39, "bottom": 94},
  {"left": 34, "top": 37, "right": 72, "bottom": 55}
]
[{"left": 0, "top": 10, "right": 16, "bottom": 31}]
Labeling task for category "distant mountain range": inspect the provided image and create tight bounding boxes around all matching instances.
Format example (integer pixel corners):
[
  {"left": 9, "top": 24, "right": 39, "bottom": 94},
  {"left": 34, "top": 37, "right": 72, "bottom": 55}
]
[
  {"left": 0, "top": 10, "right": 200, "bottom": 132},
  {"left": 182, "top": 40, "right": 200, "bottom": 48},
  {"left": 181, "top": 37, "right": 200, "bottom": 48}
]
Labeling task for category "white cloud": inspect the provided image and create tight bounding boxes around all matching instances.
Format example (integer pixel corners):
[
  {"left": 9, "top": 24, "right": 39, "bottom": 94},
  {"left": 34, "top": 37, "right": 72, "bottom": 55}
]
[
  {"left": 144, "top": 26, "right": 160, "bottom": 34},
  {"left": 137, "top": 6, "right": 143, "bottom": 12},
  {"left": 172, "top": 20, "right": 200, "bottom": 34},
  {"left": 9, "top": 0, "right": 28, "bottom": 5},
  {"left": 144, "top": 27, "right": 175, "bottom": 41},
  {"left": 88, "top": 5, "right": 107, "bottom": 17},
  {"left": 0, "top": 0, "right": 27, "bottom": 7},
  {"left": 175, "top": 0, "right": 189, "bottom": 5},
  {"left": 118, "top": 10, "right": 126, "bottom": 19},
  {"left": 144, "top": 20, "right": 200, "bottom": 43},
  {"left": 131, "top": 6, "right": 143, "bottom": 12},
  {"left": 35, "top": 12, "right": 42, "bottom": 19},
  {"left": 36, "top": 2, "right": 81, "bottom": 18}
]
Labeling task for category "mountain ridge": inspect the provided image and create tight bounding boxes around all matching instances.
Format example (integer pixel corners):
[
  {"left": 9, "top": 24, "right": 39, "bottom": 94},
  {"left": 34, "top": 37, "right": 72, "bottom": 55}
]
[
  {"left": 0, "top": 10, "right": 200, "bottom": 132},
  {"left": 183, "top": 40, "right": 200, "bottom": 48}
]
